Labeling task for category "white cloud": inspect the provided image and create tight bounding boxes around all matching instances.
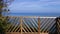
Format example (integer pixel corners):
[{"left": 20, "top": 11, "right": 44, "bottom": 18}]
[{"left": 9, "top": 0, "right": 60, "bottom": 13}]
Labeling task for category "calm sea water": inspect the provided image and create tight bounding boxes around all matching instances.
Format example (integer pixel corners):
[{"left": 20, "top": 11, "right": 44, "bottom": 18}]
[{"left": 3, "top": 13, "right": 60, "bottom": 17}]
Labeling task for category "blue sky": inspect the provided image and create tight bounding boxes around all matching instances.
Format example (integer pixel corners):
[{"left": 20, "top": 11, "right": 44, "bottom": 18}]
[{"left": 9, "top": 0, "right": 60, "bottom": 13}]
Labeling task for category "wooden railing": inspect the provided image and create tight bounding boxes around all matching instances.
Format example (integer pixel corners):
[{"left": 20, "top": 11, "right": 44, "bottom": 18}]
[
  {"left": 6, "top": 16, "right": 56, "bottom": 34},
  {"left": 55, "top": 17, "right": 60, "bottom": 34}
]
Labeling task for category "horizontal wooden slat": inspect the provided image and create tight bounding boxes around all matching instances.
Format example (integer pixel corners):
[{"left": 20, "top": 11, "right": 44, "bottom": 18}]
[{"left": 6, "top": 32, "right": 48, "bottom": 34}]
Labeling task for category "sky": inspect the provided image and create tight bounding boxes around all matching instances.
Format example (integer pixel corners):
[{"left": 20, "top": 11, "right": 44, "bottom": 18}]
[{"left": 9, "top": 0, "right": 60, "bottom": 13}]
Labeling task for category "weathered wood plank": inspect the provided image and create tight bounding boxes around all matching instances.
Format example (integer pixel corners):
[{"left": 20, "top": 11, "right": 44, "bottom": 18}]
[
  {"left": 38, "top": 17, "right": 40, "bottom": 34},
  {"left": 20, "top": 17, "right": 23, "bottom": 34},
  {"left": 6, "top": 32, "right": 48, "bottom": 34}
]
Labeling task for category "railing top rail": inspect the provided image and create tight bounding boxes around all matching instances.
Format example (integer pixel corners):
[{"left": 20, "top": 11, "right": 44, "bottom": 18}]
[{"left": 6, "top": 16, "right": 57, "bottom": 18}]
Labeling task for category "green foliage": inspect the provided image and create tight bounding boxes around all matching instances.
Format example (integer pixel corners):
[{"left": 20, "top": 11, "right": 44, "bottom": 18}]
[
  {"left": 0, "top": 0, "right": 13, "bottom": 34},
  {"left": 0, "top": 16, "right": 10, "bottom": 34}
]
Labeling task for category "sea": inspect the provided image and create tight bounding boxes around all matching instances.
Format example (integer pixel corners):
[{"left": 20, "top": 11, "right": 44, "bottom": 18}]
[{"left": 3, "top": 13, "right": 60, "bottom": 17}]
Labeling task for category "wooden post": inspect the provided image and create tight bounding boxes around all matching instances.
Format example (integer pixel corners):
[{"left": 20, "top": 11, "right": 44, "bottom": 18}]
[
  {"left": 38, "top": 17, "right": 40, "bottom": 34},
  {"left": 20, "top": 17, "right": 23, "bottom": 34}
]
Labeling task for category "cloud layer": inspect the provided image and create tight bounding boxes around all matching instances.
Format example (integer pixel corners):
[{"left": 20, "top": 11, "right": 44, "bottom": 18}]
[{"left": 9, "top": 0, "right": 60, "bottom": 13}]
